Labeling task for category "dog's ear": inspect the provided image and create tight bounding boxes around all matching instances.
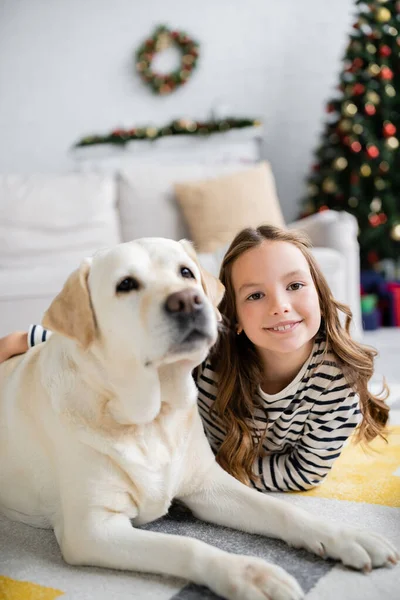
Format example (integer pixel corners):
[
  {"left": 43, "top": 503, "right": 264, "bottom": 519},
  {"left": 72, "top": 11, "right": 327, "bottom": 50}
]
[
  {"left": 42, "top": 258, "right": 96, "bottom": 349},
  {"left": 179, "top": 239, "right": 225, "bottom": 321}
]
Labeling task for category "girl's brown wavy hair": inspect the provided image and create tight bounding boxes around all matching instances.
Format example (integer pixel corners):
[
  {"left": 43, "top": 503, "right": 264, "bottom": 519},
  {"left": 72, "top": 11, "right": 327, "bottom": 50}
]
[{"left": 210, "top": 224, "right": 389, "bottom": 486}]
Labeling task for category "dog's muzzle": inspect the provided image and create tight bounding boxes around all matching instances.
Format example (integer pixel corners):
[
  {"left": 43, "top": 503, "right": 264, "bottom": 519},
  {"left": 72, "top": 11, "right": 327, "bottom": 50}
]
[{"left": 164, "top": 289, "right": 213, "bottom": 349}]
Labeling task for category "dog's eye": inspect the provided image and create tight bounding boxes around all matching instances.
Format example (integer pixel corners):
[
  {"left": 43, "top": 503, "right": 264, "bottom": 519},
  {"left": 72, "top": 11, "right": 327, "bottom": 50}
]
[
  {"left": 116, "top": 277, "right": 141, "bottom": 293},
  {"left": 180, "top": 267, "right": 195, "bottom": 279}
]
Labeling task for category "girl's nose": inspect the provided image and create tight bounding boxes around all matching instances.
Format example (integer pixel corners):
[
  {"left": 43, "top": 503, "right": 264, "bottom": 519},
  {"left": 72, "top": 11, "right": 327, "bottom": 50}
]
[{"left": 268, "top": 294, "right": 291, "bottom": 316}]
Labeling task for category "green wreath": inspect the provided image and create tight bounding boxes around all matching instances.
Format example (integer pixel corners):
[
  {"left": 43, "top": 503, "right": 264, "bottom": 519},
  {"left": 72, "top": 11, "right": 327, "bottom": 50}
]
[{"left": 135, "top": 25, "right": 199, "bottom": 95}]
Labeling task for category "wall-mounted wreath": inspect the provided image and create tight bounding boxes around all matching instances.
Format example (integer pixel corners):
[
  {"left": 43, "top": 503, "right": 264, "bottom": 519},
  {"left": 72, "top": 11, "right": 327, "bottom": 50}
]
[{"left": 135, "top": 25, "right": 200, "bottom": 95}]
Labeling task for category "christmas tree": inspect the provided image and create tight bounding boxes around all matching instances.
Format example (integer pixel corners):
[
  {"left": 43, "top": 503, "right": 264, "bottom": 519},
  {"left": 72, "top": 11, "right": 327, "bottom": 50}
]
[{"left": 302, "top": 0, "right": 400, "bottom": 268}]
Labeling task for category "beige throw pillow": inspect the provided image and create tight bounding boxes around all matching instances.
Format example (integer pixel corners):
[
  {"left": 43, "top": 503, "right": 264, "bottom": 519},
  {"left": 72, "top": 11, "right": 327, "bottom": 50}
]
[{"left": 174, "top": 162, "right": 285, "bottom": 252}]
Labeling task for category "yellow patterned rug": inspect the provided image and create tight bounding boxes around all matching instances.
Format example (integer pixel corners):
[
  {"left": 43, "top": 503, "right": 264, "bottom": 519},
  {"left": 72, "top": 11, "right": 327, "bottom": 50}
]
[{"left": 295, "top": 425, "right": 400, "bottom": 507}]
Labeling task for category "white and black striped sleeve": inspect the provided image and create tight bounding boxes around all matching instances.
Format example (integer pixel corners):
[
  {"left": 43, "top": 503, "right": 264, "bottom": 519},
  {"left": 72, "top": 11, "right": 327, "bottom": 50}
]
[
  {"left": 254, "top": 386, "right": 361, "bottom": 493},
  {"left": 28, "top": 324, "right": 52, "bottom": 348}
]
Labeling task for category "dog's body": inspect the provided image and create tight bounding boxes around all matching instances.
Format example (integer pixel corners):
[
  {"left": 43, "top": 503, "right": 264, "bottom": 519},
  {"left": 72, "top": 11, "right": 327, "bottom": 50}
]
[{"left": 0, "top": 238, "right": 398, "bottom": 600}]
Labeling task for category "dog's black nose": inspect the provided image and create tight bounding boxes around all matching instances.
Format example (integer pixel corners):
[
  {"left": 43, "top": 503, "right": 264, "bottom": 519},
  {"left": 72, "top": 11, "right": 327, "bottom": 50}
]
[{"left": 165, "top": 289, "right": 203, "bottom": 314}]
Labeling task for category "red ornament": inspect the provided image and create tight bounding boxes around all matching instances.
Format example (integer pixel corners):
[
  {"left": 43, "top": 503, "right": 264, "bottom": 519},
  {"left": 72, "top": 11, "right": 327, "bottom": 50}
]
[
  {"left": 343, "top": 136, "right": 351, "bottom": 146},
  {"left": 369, "top": 214, "right": 381, "bottom": 227},
  {"left": 353, "top": 58, "right": 364, "bottom": 69},
  {"left": 367, "top": 145, "right": 380, "bottom": 159},
  {"left": 326, "top": 103, "right": 336, "bottom": 113},
  {"left": 379, "top": 45, "right": 392, "bottom": 57},
  {"left": 318, "top": 205, "right": 329, "bottom": 212},
  {"left": 365, "top": 103, "right": 376, "bottom": 116},
  {"left": 383, "top": 122, "right": 397, "bottom": 137},
  {"left": 367, "top": 250, "right": 379, "bottom": 265},
  {"left": 379, "top": 213, "right": 388, "bottom": 225},
  {"left": 350, "top": 172, "right": 360, "bottom": 185},
  {"left": 353, "top": 83, "right": 365, "bottom": 95},
  {"left": 380, "top": 66, "right": 394, "bottom": 80},
  {"left": 351, "top": 141, "right": 362, "bottom": 153}
]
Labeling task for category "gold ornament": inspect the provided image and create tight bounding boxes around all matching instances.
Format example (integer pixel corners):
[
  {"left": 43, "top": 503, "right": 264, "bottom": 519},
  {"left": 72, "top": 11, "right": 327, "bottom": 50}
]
[
  {"left": 343, "top": 102, "right": 358, "bottom": 116},
  {"left": 366, "top": 91, "right": 380, "bottom": 104},
  {"left": 145, "top": 127, "right": 158, "bottom": 138},
  {"left": 333, "top": 157, "right": 348, "bottom": 170},
  {"left": 386, "top": 136, "right": 399, "bottom": 149},
  {"left": 322, "top": 177, "right": 337, "bottom": 193},
  {"left": 375, "top": 178, "right": 386, "bottom": 190},
  {"left": 376, "top": 7, "right": 391, "bottom": 22},
  {"left": 348, "top": 197, "right": 359, "bottom": 208},
  {"left": 353, "top": 123, "right": 364, "bottom": 135},
  {"left": 391, "top": 223, "right": 400, "bottom": 241},
  {"left": 366, "top": 43, "right": 377, "bottom": 53},
  {"left": 308, "top": 183, "right": 319, "bottom": 197},
  {"left": 388, "top": 27, "right": 398, "bottom": 36},
  {"left": 339, "top": 119, "right": 352, "bottom": 132},
  {"left": 360, "top": 164, "right": 372, "bottom": 177},
  {"left": 368, "top": 63, "right": 381, "bottom": 76},
  {"left": 370, "top": 197, "right": 382, "bottom": 212},
  {"left": 182, "top": 54, "right": 195, "bottom": 65},
  {"left": 385, "top": 84, "right": 396, "bottom": 97}
]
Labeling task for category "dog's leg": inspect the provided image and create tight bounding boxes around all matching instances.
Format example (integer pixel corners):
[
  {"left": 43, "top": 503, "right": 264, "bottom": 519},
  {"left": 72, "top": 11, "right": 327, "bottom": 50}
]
[
  {"left": 178, "top": 461, "right": 399, "bottom": 572},
  {"left": 57, "top": 510, "right": 303, "bottom": 600}
]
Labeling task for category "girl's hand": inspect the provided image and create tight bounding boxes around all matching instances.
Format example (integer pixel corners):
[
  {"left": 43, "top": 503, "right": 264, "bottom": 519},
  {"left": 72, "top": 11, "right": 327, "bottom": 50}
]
[{"left": 0, "top": 332, "right": 29, "bottom": 364}]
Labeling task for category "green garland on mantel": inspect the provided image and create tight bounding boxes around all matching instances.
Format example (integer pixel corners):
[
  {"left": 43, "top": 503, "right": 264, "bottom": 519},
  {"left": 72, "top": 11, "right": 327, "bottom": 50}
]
[{"left": 74, "top": 118, "right": 262, "bottom": 148}]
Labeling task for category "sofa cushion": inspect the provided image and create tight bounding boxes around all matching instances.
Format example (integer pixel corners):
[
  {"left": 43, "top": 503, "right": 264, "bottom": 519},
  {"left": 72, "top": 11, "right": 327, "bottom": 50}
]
[
  {"left": 174, "top": 162, "right": 285, "bottom": 252},
  {"left": 0, "top": 174, "right": 120, "bottom": 269},
  {"left": 117, "top": 163, "right": 253, "bottom": 243}
]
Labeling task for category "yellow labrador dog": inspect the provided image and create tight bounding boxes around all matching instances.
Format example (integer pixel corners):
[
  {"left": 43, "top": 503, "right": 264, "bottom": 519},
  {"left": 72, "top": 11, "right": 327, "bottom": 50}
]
[{"left": 0, "top": 238, "right": 398, "bottom": 600}]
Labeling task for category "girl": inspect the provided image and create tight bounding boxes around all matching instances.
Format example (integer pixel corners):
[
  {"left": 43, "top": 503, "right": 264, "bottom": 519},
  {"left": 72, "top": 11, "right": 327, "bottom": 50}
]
[{"left": 0, "top": 225, "right": 389, "bottom": 493}]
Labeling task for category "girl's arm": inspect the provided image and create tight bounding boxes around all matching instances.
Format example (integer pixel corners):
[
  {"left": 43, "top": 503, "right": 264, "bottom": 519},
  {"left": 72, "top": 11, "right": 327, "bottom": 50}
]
[
  {"left": 0, "top": 325, "right": 52, "bottom": 364},
  {"left": 253, "top": 389, "right": 361, "bottom": 493},
  {"left": 0, "top": 331, "right": 29, "bottom": 363}
]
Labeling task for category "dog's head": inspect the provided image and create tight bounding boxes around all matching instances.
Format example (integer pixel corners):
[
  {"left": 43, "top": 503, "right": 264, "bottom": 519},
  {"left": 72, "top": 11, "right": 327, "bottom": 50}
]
[{"left": 42, "top": 238, "right": 224, "bottom": 369}]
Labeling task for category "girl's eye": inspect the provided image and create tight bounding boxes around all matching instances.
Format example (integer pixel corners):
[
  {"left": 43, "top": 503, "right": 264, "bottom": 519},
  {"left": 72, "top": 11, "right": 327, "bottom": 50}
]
[
  {"left": 180, "top": 266, "right": 195, "bottom": 279},
  {"left": 288, "top": 282, "right": 304, "bottom": 291},
  {"left": 116, "top": 277, "right": 141, "bottom": 293},
  {"left": 247, "top": 292, "right": 264, "bottom": 301}
]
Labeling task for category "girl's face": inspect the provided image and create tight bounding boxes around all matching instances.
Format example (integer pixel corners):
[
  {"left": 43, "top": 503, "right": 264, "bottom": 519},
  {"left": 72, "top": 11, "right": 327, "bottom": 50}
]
[{"left": 231, "top": 240, "right": 321, "bottom": 356}]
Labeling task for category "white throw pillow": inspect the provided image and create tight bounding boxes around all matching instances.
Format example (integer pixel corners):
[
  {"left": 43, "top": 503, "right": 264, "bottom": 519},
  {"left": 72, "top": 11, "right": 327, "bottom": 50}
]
[{"left": 0, "top": 174, "right": 120, "bottom": 269}]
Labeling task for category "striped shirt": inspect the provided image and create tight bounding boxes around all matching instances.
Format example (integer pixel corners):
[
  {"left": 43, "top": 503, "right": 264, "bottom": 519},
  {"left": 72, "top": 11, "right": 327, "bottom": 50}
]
[
  {"left": 196, "top": 336, "right": 361, "bottom": 492},
  {"left": 29, "top": 326, "right": 361, "bottom": 493}
]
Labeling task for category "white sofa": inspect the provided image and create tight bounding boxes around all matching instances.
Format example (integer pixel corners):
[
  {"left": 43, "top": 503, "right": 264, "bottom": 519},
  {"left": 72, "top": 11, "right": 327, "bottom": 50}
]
[{"left": 0, "top": 165, "right": 362, "bottom": 337}]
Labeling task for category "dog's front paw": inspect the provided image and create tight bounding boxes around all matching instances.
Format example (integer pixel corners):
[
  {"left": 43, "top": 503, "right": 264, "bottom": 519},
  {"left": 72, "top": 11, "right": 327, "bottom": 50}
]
[
  {"left": 211, "top": 554, "right": 304, "bottom": 600},
  {"left": 318, "top": 527, "right": 399, "bottom": 572}
]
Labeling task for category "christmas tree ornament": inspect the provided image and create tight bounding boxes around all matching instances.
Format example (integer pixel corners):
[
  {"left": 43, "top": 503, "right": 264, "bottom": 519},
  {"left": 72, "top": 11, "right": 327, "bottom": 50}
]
[
  {"left": 379, "top": 44, "right": 392, "bottom": 57},
  {"left": 375, "top": 7, "right": 391, "bottom": 22},
  {"left": 343, "top": 102, "right": 358, "bottom": 116},
  {"left": 348, "top": 196, "right": 359, "bottom": 208},
  {"left": 367, "top": 144, "right": 380, "bottom": 158},
  {"left": 368, "top": 63, "right": 381, "bottom": 75},
  {"left": 384, "top": 84, "right": 396, "bottom": 96},
  {"left": 353, "top": 123, "right": 364, "bottom": 134},
  {"left": 135, "top": 25, "right": 199, "bottom": 95},
  {"left": 375, "top": 178, "right": 386, "bottom": 190},
  {"left": 383, "top": 121, "right": 396, "bottom": 136},
  {"left": 322, "top": 177, "right": 337, "bottom": 193},
  {"left": 338, "top": 118, "right": 353, "bottom": 132},
  {"left": 391, "top": 223, "right": 400, "bottom": 241},
  {"left": 379, "top": 161, "right": 390, "bottom": 173},
  {"left": 366, "top": 90, "right": 380, "bottom": 104},
  {"left": 308, "top": 183, "right": 319, "bottom": 196},
  {"left": 380, "top": 66, "right": 394, "bottom": 79},
  {"left": 351, "top": 140, "right": 362, "bottom": 152},
  {"left": 366, "top": 43, "right": 377, "bottom": 54},
  {"left": 353, "top": 82, "right": 366, "bottom": 95},
  {"left": 370, "top": 198, "right": 382, "bottom": 212},
  {"left": 386, "top": 136, "right": 399, "bottom": 149},
  {"left": 360, "top": 164, "right": 372, "bottom": 177},
  {"left": 333, "top": 156, "right": 348, "bottom": 170},
  {"left": 365, "top": 103, "right": 377, "bottom": 115},
  {"left": 387, "top": 26, "right": 398, "bottom": 36}
]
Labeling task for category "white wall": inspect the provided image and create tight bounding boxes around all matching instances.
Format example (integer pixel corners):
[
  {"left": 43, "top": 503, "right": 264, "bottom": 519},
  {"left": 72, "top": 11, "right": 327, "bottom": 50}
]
[{"left": 0, "top": 0, "right": 354, "bottom": 221}]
